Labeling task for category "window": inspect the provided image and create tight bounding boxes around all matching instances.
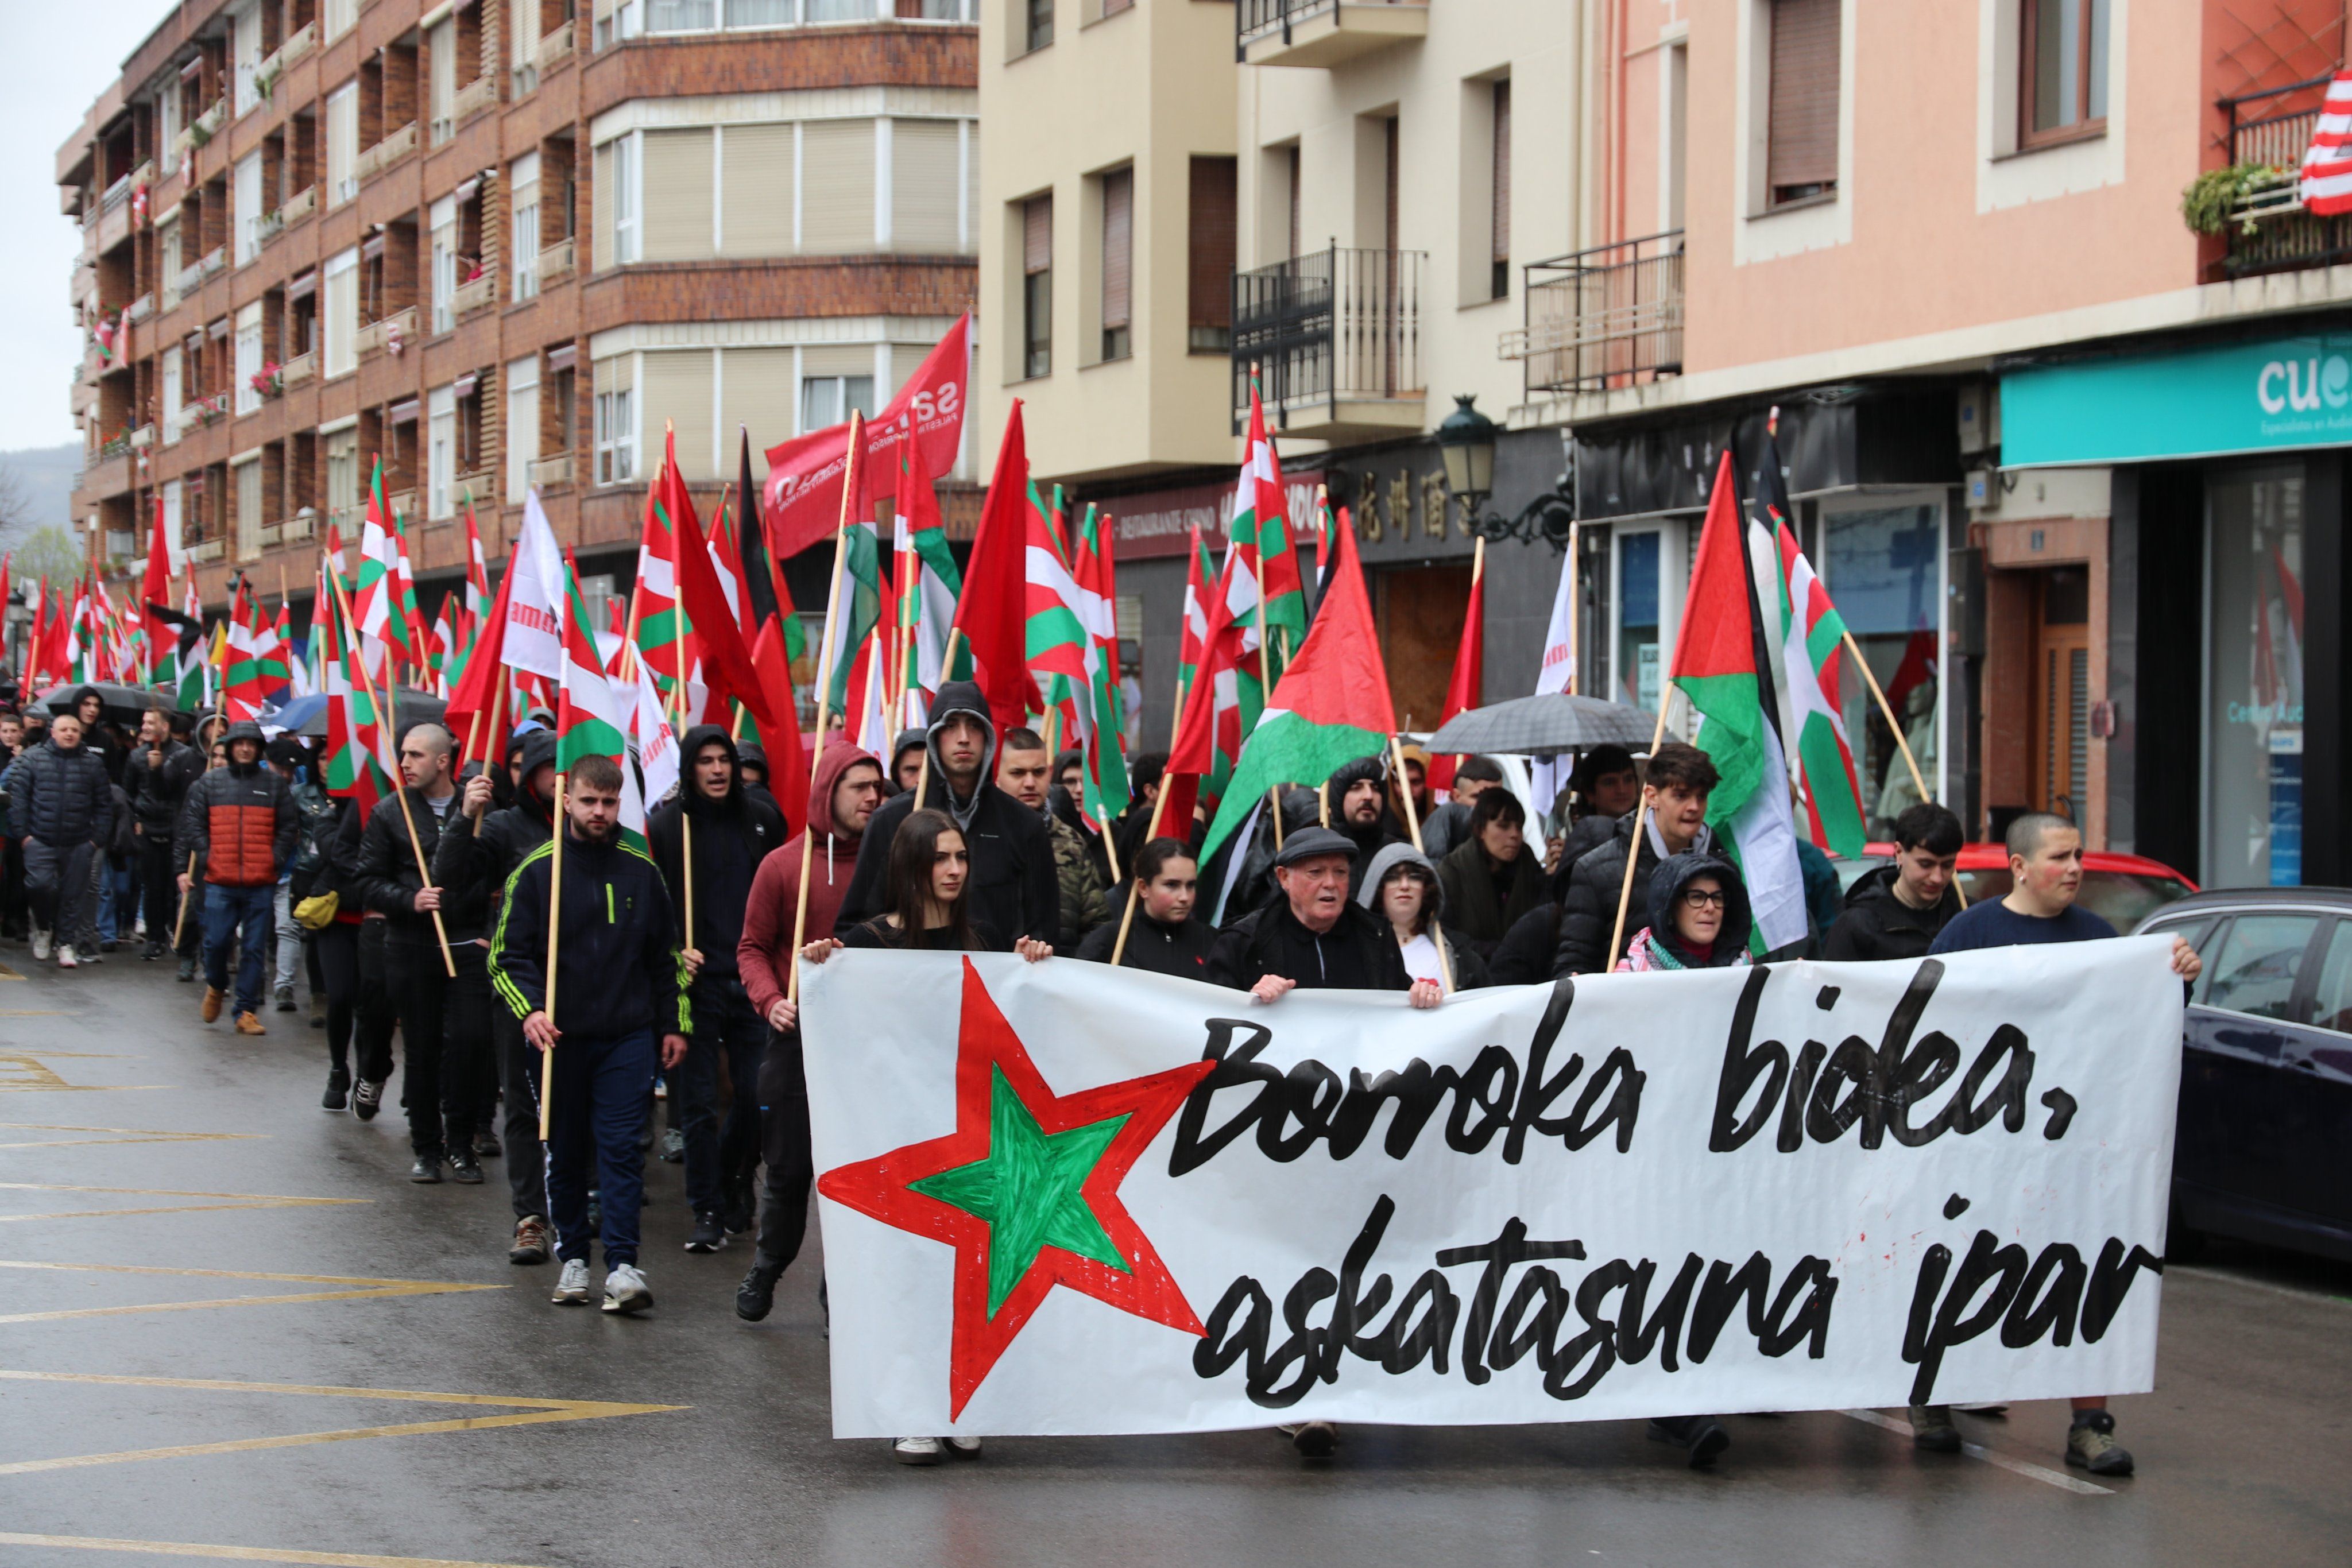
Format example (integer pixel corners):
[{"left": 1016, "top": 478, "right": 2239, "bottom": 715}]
[
  {"left": 161, "top": 480, "right": 184, "bottom": 562},
  {"left": 2207, "top": 467, "right": 2304, "bottom": 886},
  {"left": 809, "top": 0, "right": 881, "bottom": 17},
  {"left": 802, "top": 119, "right": 877, "bottom": 253},
  {"left": 325, "top": 426, "right": 359, "bottom": 529},
  {"left": 234, "top": 153, "right": 263, "bottom": 265},
  {"left": 1490, "top": 80, "right": 1511, "bottom": 300},
  {"left": 2200, "top": 915, "right": 2321, "bottom": 1021},
  {"left": 719, "top": 346, "right": 794, "bottom": 466},
  {"left": 800, "top": 372, "right": 874, "bottom": 433},
  {"left": 643, "top": 128, "right": 716, "bottom": 261},
  {"left": 2310, "top": 921, "right": 2352, "bottom": 1033},
  {"left": 1286, "top": 144, "right": 1302, "bottom": 260},
  {"left": 648, "top": 0, "right": 718, "bottom": 30},
  {"left": 429, "top": 18, "right": 458, "bottom": 144},
  {"left": 327, "top": 84, "right": 359, "bottom": 207},
  {"left": 430, "top": 195, "right": 459, "bottom": 335},
  {"left": 720, "top": 123, "right": 794, "bottom": 257},
  {"left": 234, "top": 303, "right": 263, "bottom": 415},
  {"left": 233, "top": 5, "right": 263, "bottom": 117},
  {"left": 1189, "top": 157, "right": 1235, "bottom": 353},
  {"left": 611, "top": 134, "right": 640, "bottom": 263},
  {"left": 323, "top": 0, "right": 357, "bottom": 43},
  {"left": 594, "top": 355, "right": 635, "bottom": 484},
  {"left": 512, "top": 0, "right": 543, "bottom": 91},
  {"left": 235, "top": 455, "right": 263, "bottom": 559},
  {"left": 428, "top": 385, "right": 457, "bottom": 520},
  {"left": 2021, "top": 0, "right": 2109, "bottom": 145},
  {"left": 1026, "top": 0, "right": 1052, "bottom": 53},
  {"left": 510, "top": 156, "right": 542, "bottom": 300},
  {"left": 323, "top": 247, "right": 359, "bottom": 377},
  {"left": 1766, "top": 0, "right": 1840, "bottom": 206},
  {"left": 1099, "top": 167, "right": 1131, "bottom": 362},
  {"left": 158, "top": 86, "right": 180, "bottom": 162},
  {"left": 892, "top": 119, "right": 964, "bottom": 254},
  {"left": 1023, "top": 193, "right": 1051, "bottom": 378},
  {"left": 161, "top": 219, "right": 183, "bottom": 297},
  {"left": 163, "top": 347, "right": 184, "bottom": 440},
  {"left": 728, "top": 0, "right": 796, "bottom": 25}
]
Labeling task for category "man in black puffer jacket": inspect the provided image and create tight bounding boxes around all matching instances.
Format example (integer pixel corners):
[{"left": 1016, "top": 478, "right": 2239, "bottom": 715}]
[
  {"left": 124, "top": 710, "right": 197, "bottom": 961},
  {"left": 14, "top": 711, "right": 115, "bottom": 967},
  {"left": 1821, "top": 802, "right": 1965, "bottom": 962},
  {"left": 648, "top": 725, "right": 785, "bottom": 1252},
  {"left": 1550, "top": 742, "right": 1719, "bottom": 978}
]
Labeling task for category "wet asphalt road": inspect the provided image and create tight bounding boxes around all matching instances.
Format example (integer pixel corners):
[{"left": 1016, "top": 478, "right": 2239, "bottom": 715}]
[{"left": 1, "top": 953, "right": 2347, "bottom": 1568}]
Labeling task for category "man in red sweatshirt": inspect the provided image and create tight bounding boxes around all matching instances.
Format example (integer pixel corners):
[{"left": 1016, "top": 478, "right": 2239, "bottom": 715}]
[{"left": 733, "top": 740, "right": 884, "bottom": 1321}]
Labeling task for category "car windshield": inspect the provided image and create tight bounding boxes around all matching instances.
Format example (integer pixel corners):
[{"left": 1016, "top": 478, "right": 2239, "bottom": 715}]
[{"left": 1956, "top": 869, "right": 2195, "bottom": 932}]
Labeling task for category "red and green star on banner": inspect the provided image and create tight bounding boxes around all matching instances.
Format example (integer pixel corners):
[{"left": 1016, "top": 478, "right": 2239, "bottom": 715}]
[{"left": 815, "top": 959, "right": 1213, "bottom": 1420}]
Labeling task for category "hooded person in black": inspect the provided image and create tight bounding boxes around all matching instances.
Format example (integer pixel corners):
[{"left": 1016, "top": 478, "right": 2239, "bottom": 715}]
[
  {"left": 438, "top": 728, "right": 561, "bottom": 1261},
  {"left": 834, "top": 681, "right": 1057, "bottom": 949},
  {"left": 1322, "top": 755, "right": 1407, "bottom": 897},
  {"left": 887, "top": 728, "right": 928, "bottom": 797},
  {"left": 1616, "top": 851, "right": 1754, "bottom": 971},
  {"left": 648, "top": 725, "right": 786, "bottom": 1250},
  {"left": 733, "top": 740, "right": 777, "bottom": 814},
  {"left": 1076, "top": 835, "right": 1216, "bottom": 978}
]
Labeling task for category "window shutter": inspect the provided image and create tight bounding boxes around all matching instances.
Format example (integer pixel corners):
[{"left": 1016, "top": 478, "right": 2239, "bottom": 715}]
[
  {"left": 891, "top": 120, "right": 962, "bottom": 254},
  {"left": 1766, "top": 0, "right": 1840, "bottom": 196},
  {"left": 1492, "top": 79, "right": 1511, "bottom": 265},
  {"left": 593, "top": 141, "right": 615, "bottom": 271},
  {"left": 800, "top": 344, "right": 872, "bottom": 379},
  {"left": 1187, "top": 157, "right": 1236, "bottom": 331},
  {"left": 641, "top": 128, "right": 715, "bottom": 261},
  {"left": 641, "top": 349, "right": 715, "bottom": 481},
  {"left": 719, "top": 123, "right": 794, "bottom": 258},
  {"left": 1023, "top": 193, "right": 1052, "bottom": 274},
  {"left": 1100, "top": 168, "right": 1132, "bottom": 331},
  {"left": 801, "top": 119, "right": 877, "bottom": 253},
  {"left": 718, "top": 347, "right": 795, "bottom": 478}
]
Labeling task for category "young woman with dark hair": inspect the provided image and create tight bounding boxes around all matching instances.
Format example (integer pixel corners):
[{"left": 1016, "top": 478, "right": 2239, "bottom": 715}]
[{"left": 1076, "top": 836, "right": 1214, "bottom": 978}]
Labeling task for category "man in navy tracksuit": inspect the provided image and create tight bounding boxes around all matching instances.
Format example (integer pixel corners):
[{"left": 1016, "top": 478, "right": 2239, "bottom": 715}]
[{"left": 489, "top": 754, "right": 690, "bottom": 1316}]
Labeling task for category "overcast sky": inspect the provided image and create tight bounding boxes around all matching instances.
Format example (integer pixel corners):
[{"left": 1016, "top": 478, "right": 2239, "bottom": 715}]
[{"left": 4, "top": 2, "right": 182, "bottom": 451}]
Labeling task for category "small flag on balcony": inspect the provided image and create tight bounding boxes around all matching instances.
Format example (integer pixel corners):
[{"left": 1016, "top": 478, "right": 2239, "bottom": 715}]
[{"left": 2299, "top": 71, "right": 2352, "bottom": 215}]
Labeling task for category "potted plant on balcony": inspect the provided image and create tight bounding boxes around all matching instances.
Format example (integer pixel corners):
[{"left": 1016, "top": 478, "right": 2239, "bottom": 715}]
[
  {"left": 2183, "top": 162, "right": 2297, "bottom": 236},
  {"left": 249, "top": 361, "right": 283, "bottom": 401}
]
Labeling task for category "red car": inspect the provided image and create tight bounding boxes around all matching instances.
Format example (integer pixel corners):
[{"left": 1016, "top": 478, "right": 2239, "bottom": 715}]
[{"left": 1835, "top": 843, "right": 2200, "bottom": 933}]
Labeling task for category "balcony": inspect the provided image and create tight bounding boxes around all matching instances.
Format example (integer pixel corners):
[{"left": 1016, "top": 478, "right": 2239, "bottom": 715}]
[
  {"left": 452, "top": 469, "right": 497, "bottom": 510},
  {"left": 529, "top": 453, "right": 573, "bottom": 489},
  {"left": 123, "top": 293, "right": 155, "bottom": 324},
  {"left": 2219, "top": 76, "right": 2352, "bottom": 278},
  {"left": 355, "top": 122, "right": 419, "bottom": 184},
  {"left": 454, "top": 74, "right": 498, "bottom": 127},
  {"left": 281, "top": 350, "right": 316, "bottom": 388},
  {"left": 257, "top": 20, "right": 317, "bottom": 92},
  {"left": 537, "top": 20, "right": 575, "bottom": 71},
  {"left": 386, "top": 489, "right": 417, "bottom": 521},
  {"left": 281, "top": 185, "right": 318, "bottom": 228},
  {"left": 1231, "top": 246, "right": 1426, "bottom": 439},
  {"left": 536, "top": 237, "right": 575, "bottom": 285},
  {"left": 354, "top": 307, "right": 418, "bottom": 359},
  {"left": 1236, "top": 0, "right": 1425, "bottom": 67},
  {"left": 452, "top": 269, "right": 498, "bottom": 319},
  {"left": 1501, "top": 231, "right": 1684, "bottom": 397},
  {"left": 193, "top": 98, "right": 228, "bottom": 144},
  {"left": 189, "top": 538, "right": 226, "bottom": 563},
  {"left": 129, "top": 423, "right": 156, "bottom": 450}
]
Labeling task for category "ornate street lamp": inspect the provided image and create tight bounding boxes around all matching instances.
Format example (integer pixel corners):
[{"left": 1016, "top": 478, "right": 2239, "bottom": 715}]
[{"left": 1435, "top": 393, "right": 1576, "bottom": 551}]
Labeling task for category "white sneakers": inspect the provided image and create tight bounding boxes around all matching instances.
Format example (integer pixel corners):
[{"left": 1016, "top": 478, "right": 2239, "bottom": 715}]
[
  {"left": 892, "top": 1435, "right": 982, "bottom": 1465},
  {"left": 550, "top": 1259, "right": 592, "bottom": 1304},
  {"left": 30, "top": 929, "right": 52, "bottom": 962},
  {"left": 602, "top": 1263, "right": 653, "bottom": 1315},
  {"left": 55, "top": 945, "right": 78, "bottom": 969}
]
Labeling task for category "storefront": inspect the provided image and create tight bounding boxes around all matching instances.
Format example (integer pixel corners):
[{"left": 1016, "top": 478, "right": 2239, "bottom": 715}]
[{"left": 2002, "top": 327, "right": 2351, "bottom": 888}]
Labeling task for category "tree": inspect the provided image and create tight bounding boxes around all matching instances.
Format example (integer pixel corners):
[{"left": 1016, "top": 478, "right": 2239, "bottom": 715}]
[{"left": 10, "top": 525, "right": 86, "bottom": 587}]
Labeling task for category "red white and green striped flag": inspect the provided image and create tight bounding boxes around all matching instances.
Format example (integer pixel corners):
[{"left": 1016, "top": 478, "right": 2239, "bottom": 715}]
[
  {"left": 320, "top": 551, "right": 393, "bottom": 817},
  {"left": 1775, "top": 520, "right": 1866, "bottom": 858},
  {"left": 1669, "top": 451, "right": 1809, "bottom": 954},
  {"left": 462, "top": 493, "right": 492, "bottom": 629},
  {"left": 891, "top": 417, "right": 965, "bottom": 726},
  {"left": 1227, "top": 375, "right": 1308, "bottom": 682},
  {"left": 1022, "top": 482, "right": 1094, "bottom": 752},
  {"left": 1070, "top": 502, "right": 1129, "bottom": 823},
  {"left": 352, "top": 459, "right": 415, "bottom": 677},
  {"left": 631, "top": 455, "right": 686, "bottom": 689},
  {"left": 556, "top": 548, "right": 647, "bottom": 843}
]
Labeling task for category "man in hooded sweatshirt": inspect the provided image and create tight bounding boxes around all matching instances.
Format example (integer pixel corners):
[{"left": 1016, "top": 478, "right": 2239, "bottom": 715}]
[
  {"left": 176, "top": 719, "right": 296, "bottom": 1029},
  {"left": 649, "top": 726, "right": 786, "bottom": 1253},
  {"left": 733, "top": 740, "right": 885, "bottom": 1321},
  {"left": 835, "top": 680, "right": 1057, "bottom": 949},
  {"left": 1321, "top": 756, "right": 1407, "bottom": 898},
  {"left": 439, "top": 727, "right": 560, "bottom": 1262}
]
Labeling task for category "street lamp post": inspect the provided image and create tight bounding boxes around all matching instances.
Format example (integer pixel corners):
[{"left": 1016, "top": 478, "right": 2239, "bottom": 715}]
[{"left": 1434, "top": 393, "right": 1576, "bottom": 551}]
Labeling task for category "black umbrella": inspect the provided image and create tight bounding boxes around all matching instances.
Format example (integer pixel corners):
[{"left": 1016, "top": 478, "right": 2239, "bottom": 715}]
[
  {"left": 1425, "top": 692, "right": 1674, "bottom": 757},
  {"left": 36, "top": 682, "right": 167, "bottom": 724},
  {"left": 294, "top": 687, "right": 447, "bottom": 740}
]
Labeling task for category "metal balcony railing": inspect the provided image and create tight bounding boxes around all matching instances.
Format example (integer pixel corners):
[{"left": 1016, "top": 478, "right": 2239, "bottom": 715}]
[
  {"left": 2221, "top": 75, "right": 2352, "bottom": 278},
  {"left": 1502, "top": 231, "right": 1684, "bottom": 396},
  {"left": 1231, "top": 245, "right": 1425, "bottom": 430},
  {"left": 1236, "top": 0, "right": 1424, "bottom": 57}
]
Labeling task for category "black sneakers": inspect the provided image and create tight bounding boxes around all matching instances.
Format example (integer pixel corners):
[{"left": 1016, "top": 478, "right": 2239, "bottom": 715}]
[
  {"left": 685, "top": 1211, "right": 727, "bottom": 1253},
  {"left": 736, "top": 1258, "right": 784, "bottom": 1322},
  {"left": 353, "top": 1079, "right": 384, "bottom": 1121},
  {"left": 322, "top": 1068, "right": 350, "bottom": 1112},
  {"left": 1649, "top": 1415, "right": 1731, "bottom": 1468},
  {"left": 409, "top": 1155, "right": 444, "bottom": 1184},
  {"left": 448, "top": 1150, "right": 484, "bottom": 1184}
]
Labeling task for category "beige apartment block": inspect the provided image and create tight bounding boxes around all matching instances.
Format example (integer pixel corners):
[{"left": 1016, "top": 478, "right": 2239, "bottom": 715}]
[{"left": 977, "top": 0, "right": 1239, "bottom": 488}]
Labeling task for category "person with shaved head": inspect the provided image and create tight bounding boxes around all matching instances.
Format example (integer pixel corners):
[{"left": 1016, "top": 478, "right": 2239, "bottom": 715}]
[{"left": 352, "top": 719, "right": 491, "bottom": 1185}]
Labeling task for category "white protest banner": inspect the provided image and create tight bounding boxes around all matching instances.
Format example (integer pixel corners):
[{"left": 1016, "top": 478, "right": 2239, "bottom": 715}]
[{"left": 802, "top": 940, "right": 2183, "bottom": 1438}]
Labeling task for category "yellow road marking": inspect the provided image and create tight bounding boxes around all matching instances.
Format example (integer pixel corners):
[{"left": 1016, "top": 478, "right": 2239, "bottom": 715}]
[
  {"left": 0, "top": 1183, "right": 363, "bottom": 1224},
  {"left": 0, "top": 1369, "right": 686, "bottom": 1476},
  {"left": 0, "top": 1260, "right": 500, "bottom": 1324},
  {"left": 0, "top": 1009, "right": 68, "bottom": 1016},
  {"left": 0, "top": 1123, "right": 258, "bottom": 1151},
  {"left": 0, "top": 1531, "right": 546, "bottom": 1566}
]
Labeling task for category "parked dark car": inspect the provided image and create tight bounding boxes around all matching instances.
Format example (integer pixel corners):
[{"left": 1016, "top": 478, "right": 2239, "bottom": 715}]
[{"left": 2134, "top": 887, "right": 2352, "bottom": 1264}]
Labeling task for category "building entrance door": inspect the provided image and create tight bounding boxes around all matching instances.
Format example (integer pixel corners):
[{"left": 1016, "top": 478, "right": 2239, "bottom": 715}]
[
  {"left": 1373, "top": 564, "right": 1472, "bottom": 732},
  {"left": 2029, "top": 565, "right": 2093, "bottom": 825}
]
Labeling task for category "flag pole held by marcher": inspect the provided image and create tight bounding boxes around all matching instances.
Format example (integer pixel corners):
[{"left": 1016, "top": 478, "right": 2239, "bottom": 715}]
[
  {"left": 1387, "top": 731, "right": 1454, "bottom": 995},
  {"left": 788, "top": 409, "right": 866, "bottom": 1005}
]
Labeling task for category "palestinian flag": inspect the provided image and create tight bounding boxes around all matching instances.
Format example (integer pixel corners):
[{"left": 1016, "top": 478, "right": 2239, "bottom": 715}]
[
  {"left": 821, "top": 506, "right": 884, "bottom": 719},
  {"left": 1670, "top": 451, "right": 1809, "bottom": 955},
  {"left": 1228, "top": 375, "right": 1307, "bottom": 681},
  {"left": 1425, "top": 538, "right": 1486, "bottom": 795},
  {"left": 1199, "top": 506, "right": 1395, "bottom": 865},
  {"left": 556, "top": 549, "right": 648, "bottom": 843},
  {"left": 1775, "top": 521, "right": 1866, "bottom": 857}
]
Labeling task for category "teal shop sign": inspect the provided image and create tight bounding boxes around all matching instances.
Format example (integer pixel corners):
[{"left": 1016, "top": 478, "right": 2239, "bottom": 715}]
[{"left": 2002, "top": 332, "right": 2352, "bottom": 466}]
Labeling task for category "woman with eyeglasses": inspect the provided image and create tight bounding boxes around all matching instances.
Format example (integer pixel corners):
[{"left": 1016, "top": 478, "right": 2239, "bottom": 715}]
[{"left": 1614, "top": 851, "right": 1753, "bottom": 973}]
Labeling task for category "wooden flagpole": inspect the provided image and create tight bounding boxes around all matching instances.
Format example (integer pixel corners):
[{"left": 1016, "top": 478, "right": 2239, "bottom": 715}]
[
  {"left": 471, "top": 674, "right": 507, "bottom": 819},
  {"left": 1387, "top": 731, "right": 1454, "bottom": 995},
  {"left": 1107, "top": 772, "right": 1175, "bottom": 967},
  {"left": 328, "top": 568, "right": 456, "bottom": 977},
  {"left": 1839, "top": 624, "right": 1962, "bottom": 907},
  {"left": 1606, "top": 700, "right": 1676, "bottom": 971},
  {"left": 787, "top": 411, "right": 865, "bottom": 1005}
]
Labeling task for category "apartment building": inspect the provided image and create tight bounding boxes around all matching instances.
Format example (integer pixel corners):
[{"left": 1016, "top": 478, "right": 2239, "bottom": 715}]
[
  {"left": 973, "top": 0, "right": 1240, "bottom": 734},
  {"left": 61, "top": 0, "right": 978, "bottom": 629}
]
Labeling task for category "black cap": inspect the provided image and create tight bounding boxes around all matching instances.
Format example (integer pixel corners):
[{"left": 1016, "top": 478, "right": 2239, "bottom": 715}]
[{"left": 1272, "top": 826, "right": 1359, "bottom": 869}]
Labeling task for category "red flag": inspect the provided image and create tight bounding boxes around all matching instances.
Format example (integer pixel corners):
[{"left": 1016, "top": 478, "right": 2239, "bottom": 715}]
[
  {"left": 443, "top": 549, "right": 514, "bottom": 757},
  {"left": 666, "top": 434, "right": 783, "bottom": 742},
  {"left": 751, "top": 616, "right": 810, "bottom": 838},
  {"left": 1424, "top": 544, "right": 1486, "bottom": 794},
  {"left": 947, "top": 402, "right": 1041, "bottom": 736},
  {"left": 140, "top": 498, "right": 172, "bottom": 675}
]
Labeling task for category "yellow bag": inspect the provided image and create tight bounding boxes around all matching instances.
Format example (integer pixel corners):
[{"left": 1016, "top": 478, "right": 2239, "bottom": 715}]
[{"left": 294, "top": 892, "right": 340, "bottom": 931}]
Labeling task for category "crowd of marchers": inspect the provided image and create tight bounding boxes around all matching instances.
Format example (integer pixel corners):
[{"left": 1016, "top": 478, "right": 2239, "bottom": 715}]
[{"left": 0, "top": 680, "right": 2198, "bottom": 1480}]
